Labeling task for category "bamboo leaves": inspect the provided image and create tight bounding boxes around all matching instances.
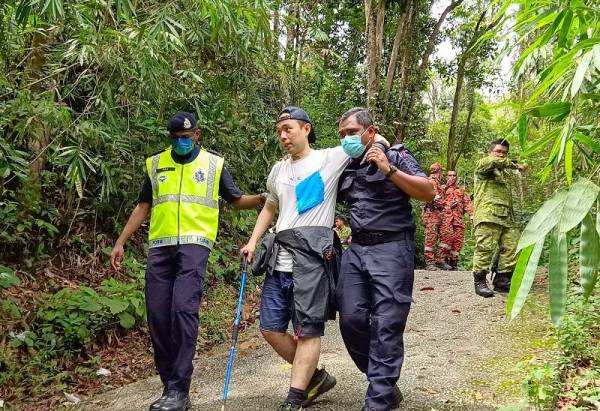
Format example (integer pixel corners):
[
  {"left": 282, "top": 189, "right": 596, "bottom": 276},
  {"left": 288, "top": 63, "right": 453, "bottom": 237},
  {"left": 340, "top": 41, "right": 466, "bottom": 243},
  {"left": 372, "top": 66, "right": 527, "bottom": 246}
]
[
  {"left": 507, "top": 240, "right": 544, "bottom": 320},
  {"left": 511, "top": 179, "right": 599, "bottom": 325},
  {"left": 548, "top": 229, "right": 567, "bottom": 327},
  {"left": 518, "top": 179, "right": 600, "bottom": 250},
  {"left": 580, "top": 213, "right": 600, "bottom": 300},
  {"left": 571, "top": 49, "right": 593, "bottom": 97}
]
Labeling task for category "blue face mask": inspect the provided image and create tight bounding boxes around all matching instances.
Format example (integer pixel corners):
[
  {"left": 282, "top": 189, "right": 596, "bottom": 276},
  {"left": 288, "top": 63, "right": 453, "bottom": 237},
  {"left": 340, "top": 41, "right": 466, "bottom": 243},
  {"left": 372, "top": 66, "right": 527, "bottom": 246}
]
[
  {"left": 171, "top": 137, "right": 194, "bottom": 156},
  {"left": 341, "top": 130, "right": 367, "bottom": 158}
]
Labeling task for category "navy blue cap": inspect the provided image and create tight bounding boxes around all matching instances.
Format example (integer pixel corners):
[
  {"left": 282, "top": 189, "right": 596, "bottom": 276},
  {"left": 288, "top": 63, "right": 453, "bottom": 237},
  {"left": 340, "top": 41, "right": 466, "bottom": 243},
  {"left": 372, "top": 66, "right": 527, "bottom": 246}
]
[
  {"left": 167, "top": 112, "right": 197, "bottom": 133},
  {"left": 277, "top": 106, "right": 316, "bottom": 143}
]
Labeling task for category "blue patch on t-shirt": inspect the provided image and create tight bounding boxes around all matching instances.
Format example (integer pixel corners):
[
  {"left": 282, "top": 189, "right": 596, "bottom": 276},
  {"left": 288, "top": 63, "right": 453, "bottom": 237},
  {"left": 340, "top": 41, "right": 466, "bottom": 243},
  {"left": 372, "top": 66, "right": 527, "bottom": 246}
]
[{"left": 295, "top": 171, "right": 325, "bottom": 214}]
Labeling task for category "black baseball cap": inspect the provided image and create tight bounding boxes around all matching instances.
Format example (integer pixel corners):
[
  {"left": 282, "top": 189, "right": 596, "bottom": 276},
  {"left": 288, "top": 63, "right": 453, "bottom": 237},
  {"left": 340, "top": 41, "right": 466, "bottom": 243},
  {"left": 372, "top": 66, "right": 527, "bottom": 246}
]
[
  {"left": 276, "top": 106, "right": 316, "bottom": 143},
  {"left": 167, "top": 112, "right": 197, "bottom": 133}
]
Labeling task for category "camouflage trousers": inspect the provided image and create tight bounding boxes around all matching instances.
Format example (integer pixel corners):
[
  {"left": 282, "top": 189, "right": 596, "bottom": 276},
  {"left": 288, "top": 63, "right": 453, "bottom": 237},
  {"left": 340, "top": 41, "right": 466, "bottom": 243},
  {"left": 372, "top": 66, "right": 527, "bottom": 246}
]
[
  {"left": 472, "top": 222, "right": 519, "bottom": 273},
  {"left": 439, "top": 220, "right": 465, "bottom": 265},
  {"left": 423, "top": 210, "right": 443, "bottom": 264}
]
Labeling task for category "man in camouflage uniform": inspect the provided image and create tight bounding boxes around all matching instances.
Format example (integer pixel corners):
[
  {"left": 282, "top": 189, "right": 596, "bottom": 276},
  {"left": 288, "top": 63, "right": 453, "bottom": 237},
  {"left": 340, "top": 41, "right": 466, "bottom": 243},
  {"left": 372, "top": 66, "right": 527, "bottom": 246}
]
[
  {"left": 423, "top": 163, "right": 449, "bottom": 270},
  {"left": 472, "top": 139, "right": 527, "bottom": 297},
  {"left": 439, "top": 170, "right": 473, "bottom": 270}
]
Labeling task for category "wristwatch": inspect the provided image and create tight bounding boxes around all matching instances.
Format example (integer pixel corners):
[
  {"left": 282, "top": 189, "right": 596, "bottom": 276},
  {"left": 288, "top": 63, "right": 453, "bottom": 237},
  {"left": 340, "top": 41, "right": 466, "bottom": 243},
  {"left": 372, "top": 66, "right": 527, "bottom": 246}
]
[{"left": 385, "top": 165, "right": 398, "bottom": 178}]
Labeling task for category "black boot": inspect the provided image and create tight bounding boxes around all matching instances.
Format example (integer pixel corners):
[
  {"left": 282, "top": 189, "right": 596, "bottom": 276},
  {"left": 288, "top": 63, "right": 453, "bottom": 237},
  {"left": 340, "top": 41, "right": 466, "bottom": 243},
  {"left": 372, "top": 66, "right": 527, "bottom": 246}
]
[
  {"left": 473, "top": 271, "right": 494, "bottom": 298},
  {"left": 149, "top": 388, "right": 167, "bottom": 411},
  {"left": 159, "top": 390, "right": 191, "bottom": 411},
  {"left": 493, "top": 271, "right": 512, "bottom": 293}
]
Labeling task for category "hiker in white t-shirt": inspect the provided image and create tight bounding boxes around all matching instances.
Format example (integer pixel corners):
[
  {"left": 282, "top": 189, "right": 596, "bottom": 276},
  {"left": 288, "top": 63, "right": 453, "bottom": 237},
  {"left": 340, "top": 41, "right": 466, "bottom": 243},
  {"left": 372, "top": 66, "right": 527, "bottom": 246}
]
[
  {"left": 241, "top": 107, "right": 343, "bottom": 410},
  {"left": 241, "top": 106, "right": 390, "bottom": 410}
]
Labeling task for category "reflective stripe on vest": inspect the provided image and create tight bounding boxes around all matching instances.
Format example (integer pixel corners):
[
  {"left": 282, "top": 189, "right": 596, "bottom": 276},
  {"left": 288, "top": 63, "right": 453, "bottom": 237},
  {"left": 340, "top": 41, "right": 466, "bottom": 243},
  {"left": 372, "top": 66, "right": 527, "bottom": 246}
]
[{"left": 145, "top": 148, "right": 224, "bottom": 249}]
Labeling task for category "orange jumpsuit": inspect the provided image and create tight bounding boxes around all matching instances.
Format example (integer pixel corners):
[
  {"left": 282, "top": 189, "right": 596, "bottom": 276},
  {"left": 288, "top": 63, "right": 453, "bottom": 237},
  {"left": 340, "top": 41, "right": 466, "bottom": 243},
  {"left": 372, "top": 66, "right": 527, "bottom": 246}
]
[
  {"left": 423, "top": 176, "right": 445, "bottom": 265},
  {"left": 438, "top": 184, "right": 473, "bottom": 266}
]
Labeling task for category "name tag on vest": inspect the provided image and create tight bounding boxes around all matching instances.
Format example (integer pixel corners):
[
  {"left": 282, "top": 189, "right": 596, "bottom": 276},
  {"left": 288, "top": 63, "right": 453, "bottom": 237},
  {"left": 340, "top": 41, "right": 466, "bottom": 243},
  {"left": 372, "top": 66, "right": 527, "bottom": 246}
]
[{"left": 156, "top": 167, "right": 176, "bottom": 173}]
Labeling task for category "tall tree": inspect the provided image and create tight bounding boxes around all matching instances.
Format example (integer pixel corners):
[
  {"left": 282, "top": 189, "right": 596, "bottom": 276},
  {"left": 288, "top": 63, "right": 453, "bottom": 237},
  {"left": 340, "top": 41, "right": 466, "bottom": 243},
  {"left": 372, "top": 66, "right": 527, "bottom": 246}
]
[
  {"left": 364, "top": 0, "right": 386, "bottom": 112},
  {"left": 446, "top": 4, "right": 502, "bottom": 169},
  {"left": 393, "top": 0, "right": 465, "bottom": 143}
]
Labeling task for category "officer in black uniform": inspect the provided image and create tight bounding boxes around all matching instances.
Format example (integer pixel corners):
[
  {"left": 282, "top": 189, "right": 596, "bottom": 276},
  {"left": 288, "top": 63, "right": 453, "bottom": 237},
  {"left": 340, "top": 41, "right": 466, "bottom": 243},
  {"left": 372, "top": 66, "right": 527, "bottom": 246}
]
[
  {"left": 110, "top": 112, "right": 265, "bottom": 411},
  {"left": 336, "top": 108, "right": 435, "bottom": 411}
]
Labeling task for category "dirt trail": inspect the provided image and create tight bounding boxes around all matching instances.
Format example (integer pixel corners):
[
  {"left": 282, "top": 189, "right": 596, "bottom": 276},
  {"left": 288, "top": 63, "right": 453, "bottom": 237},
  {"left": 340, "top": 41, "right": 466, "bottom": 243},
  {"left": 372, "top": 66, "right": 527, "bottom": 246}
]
[{"left": 81, "top": 269, "right": 550, "bottom": 411}]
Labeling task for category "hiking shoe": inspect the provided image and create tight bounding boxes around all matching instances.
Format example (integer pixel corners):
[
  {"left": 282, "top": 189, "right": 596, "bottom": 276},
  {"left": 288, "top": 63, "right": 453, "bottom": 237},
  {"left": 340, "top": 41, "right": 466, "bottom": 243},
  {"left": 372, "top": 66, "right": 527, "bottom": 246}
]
[
  {"left": 302, "top": 368, "right": 337, "bottom": 407},
  {"left": 278, "top": 401, "right": 303, "bottom": 411}
]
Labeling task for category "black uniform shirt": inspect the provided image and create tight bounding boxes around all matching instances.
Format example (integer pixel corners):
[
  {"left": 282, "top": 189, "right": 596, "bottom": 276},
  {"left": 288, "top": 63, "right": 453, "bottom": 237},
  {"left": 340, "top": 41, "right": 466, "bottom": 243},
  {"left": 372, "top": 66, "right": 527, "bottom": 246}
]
[
  {"left": 338, "top": 144, "right": 427, "bottom": 233},
  {"left": 138, "top": 147, "right": 242, "bottom": 204}
]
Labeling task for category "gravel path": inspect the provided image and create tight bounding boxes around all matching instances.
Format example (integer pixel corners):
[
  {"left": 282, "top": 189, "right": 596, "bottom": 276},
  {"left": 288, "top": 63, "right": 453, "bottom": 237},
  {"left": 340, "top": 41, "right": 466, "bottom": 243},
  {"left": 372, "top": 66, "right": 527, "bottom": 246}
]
[{"left": 81, "top": 269, "right": 548, "bottom": 411}]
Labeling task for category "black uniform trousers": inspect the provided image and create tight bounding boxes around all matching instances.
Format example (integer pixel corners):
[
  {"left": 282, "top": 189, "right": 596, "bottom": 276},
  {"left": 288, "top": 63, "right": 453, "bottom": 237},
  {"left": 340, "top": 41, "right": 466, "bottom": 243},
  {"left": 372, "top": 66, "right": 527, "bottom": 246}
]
[
  {"left": 145, "top": 244, "right": 209, "bottom": 393},
  {"left": 336, "top": 238, "right": 414, "bottom": 410}
]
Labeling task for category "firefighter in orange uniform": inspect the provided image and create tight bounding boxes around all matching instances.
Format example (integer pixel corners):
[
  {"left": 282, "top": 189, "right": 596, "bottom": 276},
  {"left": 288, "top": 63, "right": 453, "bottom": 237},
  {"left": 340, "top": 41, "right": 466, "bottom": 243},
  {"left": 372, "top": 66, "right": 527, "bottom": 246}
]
[{"left": 438, "top": 170, "right": 473, "bottom": 270}]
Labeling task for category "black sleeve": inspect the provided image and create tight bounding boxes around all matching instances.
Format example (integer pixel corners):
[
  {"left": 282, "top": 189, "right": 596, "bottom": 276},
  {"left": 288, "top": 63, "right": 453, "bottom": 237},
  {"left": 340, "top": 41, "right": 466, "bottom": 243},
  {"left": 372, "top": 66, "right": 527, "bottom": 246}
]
[
  {"left": 390, "top": 148, "right": 427, "bottom": 178},
  {"left": 219, "top": 167, "right": 243, "bottom": 203},
  {"left": 137, "top": 175, "right": 153, "bottom": 204}
]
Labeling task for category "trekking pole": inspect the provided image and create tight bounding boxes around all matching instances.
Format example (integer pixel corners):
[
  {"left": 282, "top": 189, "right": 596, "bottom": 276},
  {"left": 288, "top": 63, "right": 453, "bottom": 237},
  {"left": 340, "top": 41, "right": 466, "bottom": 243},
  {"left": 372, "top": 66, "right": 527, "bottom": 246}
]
[{"left": 221, "top": 258, "right": 249, "bottom": 411}]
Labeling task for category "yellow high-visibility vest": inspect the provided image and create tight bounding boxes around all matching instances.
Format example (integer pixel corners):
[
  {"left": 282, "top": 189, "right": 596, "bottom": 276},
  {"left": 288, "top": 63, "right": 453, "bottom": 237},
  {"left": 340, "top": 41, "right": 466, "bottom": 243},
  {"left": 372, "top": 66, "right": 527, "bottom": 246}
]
[{"left": 145, "top": 148, "right": 224, "bottom": 249}]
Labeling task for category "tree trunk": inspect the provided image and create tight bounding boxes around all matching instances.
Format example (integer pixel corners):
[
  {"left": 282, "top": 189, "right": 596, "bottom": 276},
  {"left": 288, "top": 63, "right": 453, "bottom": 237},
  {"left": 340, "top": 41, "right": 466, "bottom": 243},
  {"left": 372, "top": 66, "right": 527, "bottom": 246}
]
[
  {"left": 393, "top": 2, "right": 418, "bottom": 142},
  {"left": 365, "top": 0, "right": 385, "bottom": 113},
  {"left": 446, "top": 54, "right": 467, "bottom": 169},
  {"left": 22, "top": 29, "right": 55, "bottom": 204},
  {"left": 272, "top": 3, "right": 281, "bottom": 57},
  {"left": 447, "top": 7, "right": 501, "bottom": 166},
  {"left": 419, "top": 0, "right": 465, "bottom": 73},
  {"left": 285, "top": 0, "right": 300, "bottom": 62},
  {"left": 394, "top": 0, "right": 464, "bottom": 143},
  {"left": 451, "top": 86, "right": 475, "bottom": 169},
  {"left": 382, "top": 7, "right": 409, "bottom": 113}
]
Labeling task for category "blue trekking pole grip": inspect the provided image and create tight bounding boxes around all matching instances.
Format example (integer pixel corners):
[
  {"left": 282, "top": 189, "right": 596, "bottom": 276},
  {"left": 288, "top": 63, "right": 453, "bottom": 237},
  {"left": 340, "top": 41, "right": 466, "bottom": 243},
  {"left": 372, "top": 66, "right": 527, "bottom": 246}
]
[{"left": 221, "top": 258, "right": 249, "bottom": 411}]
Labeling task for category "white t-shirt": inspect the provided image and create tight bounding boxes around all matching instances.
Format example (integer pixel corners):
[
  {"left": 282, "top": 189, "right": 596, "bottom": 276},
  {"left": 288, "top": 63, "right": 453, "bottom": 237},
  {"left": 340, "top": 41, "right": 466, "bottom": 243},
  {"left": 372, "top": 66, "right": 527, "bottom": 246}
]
[{"left": 266, "top": 147, "right": 351, "bottom": 272}]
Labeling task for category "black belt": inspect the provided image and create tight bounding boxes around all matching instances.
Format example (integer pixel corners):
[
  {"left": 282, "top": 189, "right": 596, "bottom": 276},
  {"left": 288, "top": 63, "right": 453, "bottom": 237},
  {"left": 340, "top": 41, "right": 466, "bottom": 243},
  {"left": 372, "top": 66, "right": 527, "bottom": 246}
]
[{"left": 351, "top": 230, "right": 413, "bottom": 246}]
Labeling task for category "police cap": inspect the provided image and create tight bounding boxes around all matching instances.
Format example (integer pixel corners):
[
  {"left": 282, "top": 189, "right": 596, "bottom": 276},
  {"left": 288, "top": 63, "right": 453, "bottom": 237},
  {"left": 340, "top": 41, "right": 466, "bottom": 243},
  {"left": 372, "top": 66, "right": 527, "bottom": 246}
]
[{"left": 167, "top": 112, "right": 197, "bottom": 133}]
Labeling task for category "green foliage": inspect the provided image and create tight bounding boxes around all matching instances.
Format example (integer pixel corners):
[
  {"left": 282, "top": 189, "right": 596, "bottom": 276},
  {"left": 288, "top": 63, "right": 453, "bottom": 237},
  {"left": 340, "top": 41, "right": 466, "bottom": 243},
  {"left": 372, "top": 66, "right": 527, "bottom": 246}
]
[
  {"left": 0, "top": 265, "right": 22, "bottom": 321},
  {"left": 522, "top": 293, "right": 600, "bottom": 409},
  {"left": 12, "top": 278, "right": 145, "bottom": 357},
  {"left": 508, "top": 179, "right": 600, "bottom": 325},
  {"left": 0, "top": 0, "right": 282, "bottom": 261},
  {"left": 0, "top": 264, "right": 20, "bottom": 288}
]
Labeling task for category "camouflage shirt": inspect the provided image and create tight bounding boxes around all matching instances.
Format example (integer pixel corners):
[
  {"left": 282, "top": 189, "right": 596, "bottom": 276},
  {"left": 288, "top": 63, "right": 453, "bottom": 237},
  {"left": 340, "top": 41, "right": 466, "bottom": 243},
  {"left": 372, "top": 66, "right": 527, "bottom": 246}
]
[{"left": 473, "top": 155, "right": 519, "bottom": 228}]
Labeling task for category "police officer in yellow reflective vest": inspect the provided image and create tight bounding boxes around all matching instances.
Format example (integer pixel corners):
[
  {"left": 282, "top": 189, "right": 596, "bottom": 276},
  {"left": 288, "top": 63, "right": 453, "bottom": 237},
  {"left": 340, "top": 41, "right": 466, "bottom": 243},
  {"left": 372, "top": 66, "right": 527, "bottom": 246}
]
[{"left": 110, "top": 112, "right": 265, "bottom": 411}]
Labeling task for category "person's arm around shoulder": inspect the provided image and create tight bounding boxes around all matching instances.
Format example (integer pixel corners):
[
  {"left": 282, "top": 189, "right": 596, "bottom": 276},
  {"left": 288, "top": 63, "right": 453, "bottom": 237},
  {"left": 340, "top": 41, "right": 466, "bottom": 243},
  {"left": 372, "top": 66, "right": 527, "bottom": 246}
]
[
  {"left": 110, "top": 202, "right": 151, "bottom": 271},
  {"left": 365, "top": 146, "right": 435, "bottom": 202}
]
